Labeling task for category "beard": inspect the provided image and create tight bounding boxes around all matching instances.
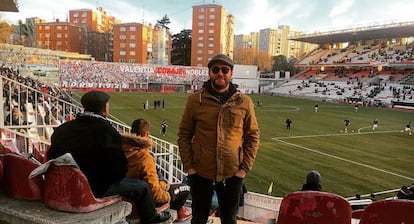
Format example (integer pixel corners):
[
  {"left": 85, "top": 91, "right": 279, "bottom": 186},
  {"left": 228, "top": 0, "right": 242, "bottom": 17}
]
[{"left": 211, "top": 77, "right": 229, "bottom": 91}]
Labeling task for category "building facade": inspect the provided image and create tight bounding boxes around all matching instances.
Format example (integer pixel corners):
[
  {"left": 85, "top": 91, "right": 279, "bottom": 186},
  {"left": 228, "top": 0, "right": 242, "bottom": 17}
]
[
  {"left": 191, "top": 4, "right": 235, "bottom": 67},
  {"left": 36, "top": 19, "right": 86, "bottom": 54},
  {"left": 234, "top": 32, "right": 259, "bottom": 65},
  {"left": 69, "top": 7, "right": 118, "bottom": 61},
  {"left": 112, "top": 23, "right": 152, "bottom": 64}
]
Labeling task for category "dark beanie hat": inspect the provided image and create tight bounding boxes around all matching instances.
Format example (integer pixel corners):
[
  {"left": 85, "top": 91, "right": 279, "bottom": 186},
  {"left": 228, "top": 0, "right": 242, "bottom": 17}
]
[
  {"left": 81, "top": 90, "right": 110, "bottom": 112},
  {"left": 306, "top": 170, "right": 321, "bottom": 185},
  {"left": 207, "top": 54, "right": 234, "bottom": 69}
]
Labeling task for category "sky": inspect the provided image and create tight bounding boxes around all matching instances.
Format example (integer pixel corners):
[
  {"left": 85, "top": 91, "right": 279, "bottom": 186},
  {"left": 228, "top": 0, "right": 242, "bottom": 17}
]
[{"left": 2, "top": 0, "right": 414, "bottom": 35}]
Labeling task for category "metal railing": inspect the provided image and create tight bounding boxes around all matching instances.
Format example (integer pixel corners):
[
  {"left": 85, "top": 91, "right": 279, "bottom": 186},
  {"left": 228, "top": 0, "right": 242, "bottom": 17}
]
[{"left": 0, "top": 73, "right": 186, "bottom": 184}]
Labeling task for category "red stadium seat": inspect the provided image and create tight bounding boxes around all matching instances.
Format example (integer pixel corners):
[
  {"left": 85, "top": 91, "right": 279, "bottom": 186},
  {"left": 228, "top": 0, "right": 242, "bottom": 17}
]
[
  {"left": 0, "top": 158, "right": 3, "bottom": 187},
  {"left": 276, "top": 191, "right": 352, "bottom": 224},
  {"left": 0, "top": 139, "right": 21, "bottom": 154},
  {"left": 0, "top": 153, "right": 43, "bottom": 200},
  {"left": 43, "top": 164, "right": 120, "bottom": 212},
  {"left": 352, "top": 208, "right": 365, "bottom": 219},
  {"left": 359, "top": 199, "right": 414, "bottom": 224}
]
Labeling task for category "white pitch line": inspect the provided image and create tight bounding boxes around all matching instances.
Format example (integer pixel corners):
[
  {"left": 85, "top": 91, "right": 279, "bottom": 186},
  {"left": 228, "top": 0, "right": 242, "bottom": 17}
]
[
  {"left": 273, "top": 129, "right": 400, "bottom": 140},
  {"left": 274, "top": 139, "right": 414, "bottom": 181}
]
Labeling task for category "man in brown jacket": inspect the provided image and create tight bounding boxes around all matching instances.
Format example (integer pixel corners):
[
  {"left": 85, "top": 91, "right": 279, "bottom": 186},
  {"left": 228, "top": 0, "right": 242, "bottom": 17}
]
[{"left": 178, "top": 54, "right": 260, "bottom": 224}]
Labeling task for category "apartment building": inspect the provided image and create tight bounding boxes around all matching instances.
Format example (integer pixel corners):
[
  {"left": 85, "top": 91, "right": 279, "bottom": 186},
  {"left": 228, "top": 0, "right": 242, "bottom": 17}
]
[
  {"left": 36, "top": 19, "right": 86, "bottom": 54},
  {"left": 69, "top": 7, "right": 116, "bottom": 33},
  {"left": 152, "top": 25, "right": 171, "bottom": 65},
  {"left": 69, "top": 7, "right": 118, "bottom": 61},
  {"left": 191, "top": 4, "right": 235, "bottom": 67},
  {"left": 112, "top": 23, "right": 152, "bottom": 64},
  {"left": 234, "top": 32, "right": 259, "bottom": 65}
]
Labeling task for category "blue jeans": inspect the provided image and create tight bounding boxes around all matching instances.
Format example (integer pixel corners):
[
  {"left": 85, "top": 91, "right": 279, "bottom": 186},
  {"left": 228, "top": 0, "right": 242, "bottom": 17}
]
[{"left": 104, "top": 178, "right": 158, "bottom": 224}]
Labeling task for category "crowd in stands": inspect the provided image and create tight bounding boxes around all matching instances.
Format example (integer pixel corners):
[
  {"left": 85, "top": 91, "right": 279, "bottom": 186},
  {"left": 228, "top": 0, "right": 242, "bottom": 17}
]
[
  {"left": 59, "top": 60, "right": 209, "bottom": 90},
  {"left": 298, "top": 42, "right": 414, "bottom": 66},
  {"left": 1, "top": 65, "right": 80, "bottom": 140}
]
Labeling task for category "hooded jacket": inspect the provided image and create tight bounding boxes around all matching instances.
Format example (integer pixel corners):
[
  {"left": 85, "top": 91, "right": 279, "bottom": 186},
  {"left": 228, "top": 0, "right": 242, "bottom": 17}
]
[
  {"left": 178, "top": 82, "right": 260, "bottom": 182},
  {"left": 121, "top": 133, "right": 171, "bottom": 204}
]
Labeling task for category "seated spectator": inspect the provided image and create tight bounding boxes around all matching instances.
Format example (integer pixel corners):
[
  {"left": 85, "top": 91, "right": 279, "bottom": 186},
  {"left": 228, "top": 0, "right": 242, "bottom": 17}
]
[
  {"left": 5, "top": 106, "right": 26, "bottom": 126},
  {"left": 46, "top": 91, "right": 171, "bottom": 224},
  {"left": 301, "top": 170, "right": 322, "bottom": 191},
  {"left": 121, "top": 118, "right": 190, "bottom": 214}
]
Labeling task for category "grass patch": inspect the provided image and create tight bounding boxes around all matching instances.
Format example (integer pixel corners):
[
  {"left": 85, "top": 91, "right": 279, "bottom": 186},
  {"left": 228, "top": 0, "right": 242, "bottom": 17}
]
[{"left": 71, "top": 91, "right": 414, "bottom": 198}]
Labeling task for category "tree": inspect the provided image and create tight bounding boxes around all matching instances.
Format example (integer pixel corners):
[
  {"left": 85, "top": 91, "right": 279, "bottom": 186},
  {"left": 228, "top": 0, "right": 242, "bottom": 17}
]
[
  {"left": 157, "top": 14, "right": 170, "bottom": 30},
  {"left": 271, "top": 55, "right": 290, "bottom": 72},
  {"left": 255, "top": 52, "right": 272, "bottom": 72},
  {"left": 171, "top": 29, "right": 191, "bottom": 65},
  {"left": 271, "top": 55, "right": 300, "bottom": 77},
  {"left": 0, "top": 16, "right": 12, "bottom": 43}
]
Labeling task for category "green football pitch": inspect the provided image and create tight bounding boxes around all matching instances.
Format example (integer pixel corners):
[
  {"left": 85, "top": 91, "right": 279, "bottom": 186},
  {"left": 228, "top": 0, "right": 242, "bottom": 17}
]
[{"left": 72, "top": 91, "right": 414, "bottom": 199}]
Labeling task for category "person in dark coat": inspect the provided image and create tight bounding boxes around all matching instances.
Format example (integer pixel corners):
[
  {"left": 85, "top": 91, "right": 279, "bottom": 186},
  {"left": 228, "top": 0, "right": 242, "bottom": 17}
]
[
  {"left": 301, "top": 170, "right": 322, "bottom": 191},
  {"left": 47, "top": 90, "right": 171, "bottom": 224}
]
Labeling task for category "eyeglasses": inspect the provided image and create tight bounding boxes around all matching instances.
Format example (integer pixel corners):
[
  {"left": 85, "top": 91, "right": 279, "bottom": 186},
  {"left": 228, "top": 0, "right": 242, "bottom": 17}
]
[{"left": 211, "top": 66, "right": 231, "bottom": 75}]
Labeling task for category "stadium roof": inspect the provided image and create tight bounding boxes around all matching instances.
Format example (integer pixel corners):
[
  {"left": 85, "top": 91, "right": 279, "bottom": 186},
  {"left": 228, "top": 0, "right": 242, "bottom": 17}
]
[
  {"left": 290, "top": 21, "right": 414, "bottom": 45},
  {"left": 0, "top": 0, "right": 18, "bottom": 12}
]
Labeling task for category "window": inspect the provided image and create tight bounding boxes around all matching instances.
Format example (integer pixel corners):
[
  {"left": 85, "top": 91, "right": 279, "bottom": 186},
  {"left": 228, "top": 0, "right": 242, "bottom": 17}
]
[
  {"left": 198, "top": 22, "right": 204, "bottom": 27},
  {"left": 120, "top": 51, "right": 126, "bottom": 55},
  {"left": 198, "top": 36, "right": 204, "bottom": 41},
  {"left": 45, "top": 33, "right": 50, "bottom": 38},
  {"left": 208, "top": 43, "right": 214, "bottom": 48},
  {"left": 130, "top": 35, "right": 135, "bottom": 40},
  {"left": 82, "top": 12, "right": 87, "bottom": 17},
  {"left": 82, "top": 18, "right": 87, "bottom": 23},
  {"left": 208, "top": 36, "right": 214, "bottom": 41},
  {"left": 197, "top": 57, "right": 203, "bottom": 61},
  {"left": 120, "top": 27, "right": 126, "bottom": 32},
  {"left": 209, "top": 22, "right": 215, "bottom": 27},
  {"left": 45, "top": 26, "right": 50, "bottom": 30},
  {"left": 120, "top": 43, "right": 126, "bottom": 48},
  {"left": 197, "top": 50, "right": 203, "bottom": 54},
  {"left": 198, "top": 15, "right": 205, "bottom": 19},
  {"left": 209, "top": 15, "right": 215, "bottom": 19},
  {"left": 56, "top": 41, "right": 62, "bottom": 46},
  {"left": 199, "top": 8, "right": 205, "bottom": 12},
  {"left": 129, "top": 26, "right": 136, "bottom": 31},
  {"left": 130, "top": 51, "right": 136, "bottom": 56},
  {"left": 73, "top": 12, "right": 78, "bottom": 17},
  {"left": 197, "top": 43, "right": 204, "bottom": 47},
  {"left": 208, "top": 50, "right": 214, "bottom": 54},
  {"left": 209, "top": 8, "right": 215, "bottom": 12},
  {"left": 57, "top": 26, "right": 62, "bottom": 30},
  {"left": 198, "top": 29, "right": 204, "bottom": 33},
  {"left": 128, "top": 59, "right": 135, "bottom": 63},
  {"left": 120, "top": 35, "right": 126, "bottom": 40},
  {"left": 56, "top": 33, "right": 62, "bottom": 38},
  {"left": 209, "top": 30, "right": 214, "bottom": 34},
  {"left": 129, "top": 43, "right": 136, "bottom": 48}
]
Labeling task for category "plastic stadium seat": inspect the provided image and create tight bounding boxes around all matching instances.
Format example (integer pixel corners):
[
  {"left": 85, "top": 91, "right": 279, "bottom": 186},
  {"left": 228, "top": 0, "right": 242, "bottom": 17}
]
[
  {"left": 0, "top": 153, "right": 43, "bottom": 200},
  {"left": 359, "top": 199, "right": 414, "bottom": 224},
  {"left": 0, "top": 139, "right": 21, "bottom": 154},
  {"left": 276, "top": 191, "right": 352, "bottom": 224},
  {"left": 43, "top": 164, "right": 120, "bottom": 212},
  {"left": 352, "top": 208, "right": 365, "bottom": 219},
  {"left": 0, "top": 158, "right": 3, "bottom": 187}
]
